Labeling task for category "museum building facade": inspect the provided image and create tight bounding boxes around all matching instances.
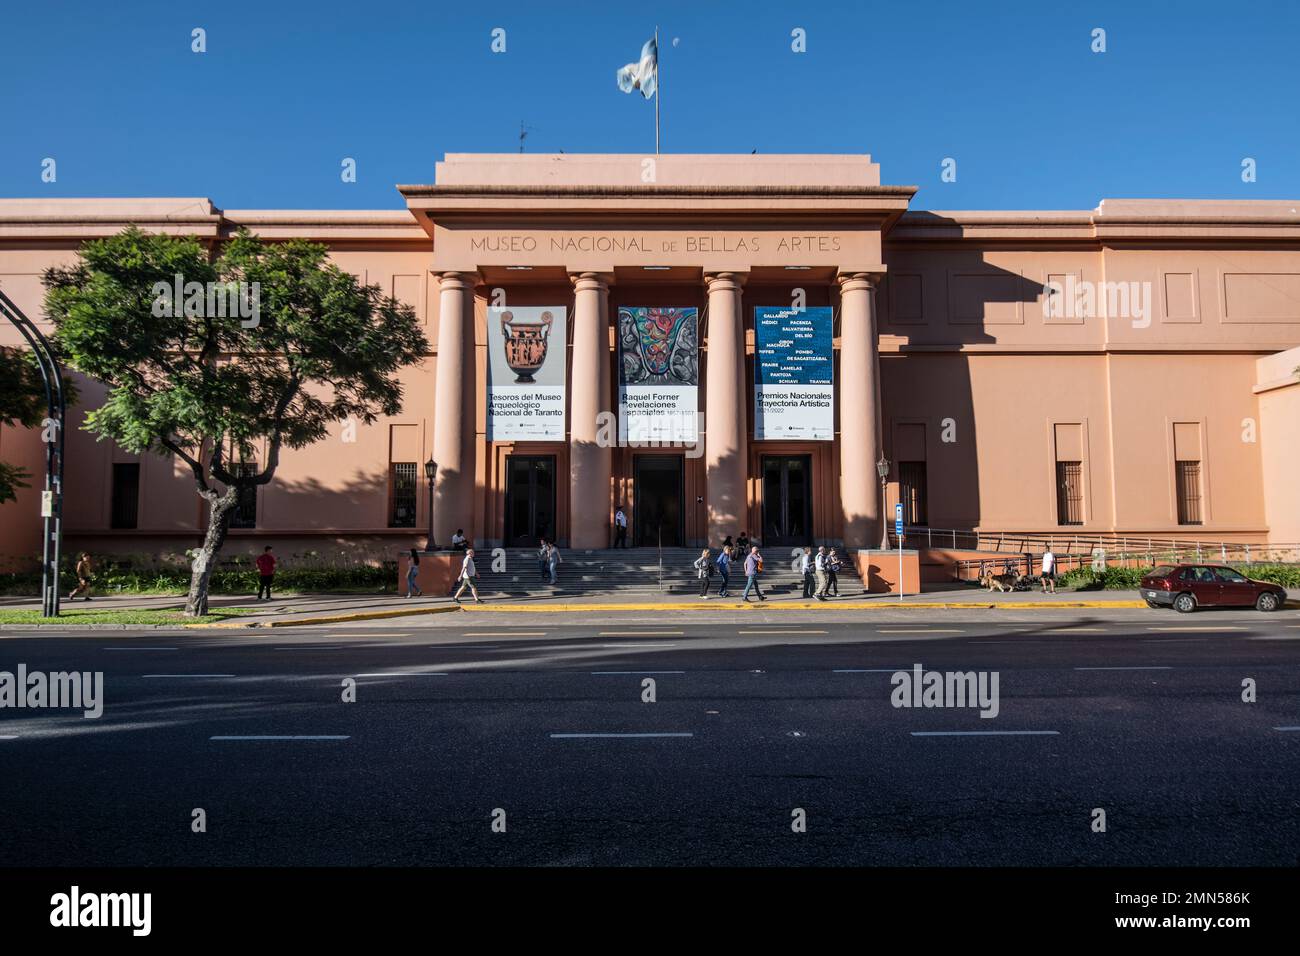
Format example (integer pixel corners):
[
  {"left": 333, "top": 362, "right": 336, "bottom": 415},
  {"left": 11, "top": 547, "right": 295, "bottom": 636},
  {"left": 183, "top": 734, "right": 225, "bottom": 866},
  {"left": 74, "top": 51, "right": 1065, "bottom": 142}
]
[{"left": 2, "top": 153, "right": 1299, "bottom": 564}]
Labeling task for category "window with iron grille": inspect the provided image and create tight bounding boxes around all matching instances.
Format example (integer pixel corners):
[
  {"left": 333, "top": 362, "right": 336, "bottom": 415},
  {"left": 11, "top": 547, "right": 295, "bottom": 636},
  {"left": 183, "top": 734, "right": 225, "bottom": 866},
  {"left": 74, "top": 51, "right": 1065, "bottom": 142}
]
[
  {"left": 229, "top": 461, "right": 259, "bottom": 529},
  {"left": 110, "top": 463, "right": 140, "bottom": 529},
  {"left": 1055, "top": 461, "right": 1084, "bottom": 525},
  {"left": 389, "top": 462, "right": 418, "bottom": 528},
  {"left": 1176, "top": 460, "right": 1203, "bottom": 525},
  {"left": 898, "top": 461, "right": 928, "bottom": 526}
]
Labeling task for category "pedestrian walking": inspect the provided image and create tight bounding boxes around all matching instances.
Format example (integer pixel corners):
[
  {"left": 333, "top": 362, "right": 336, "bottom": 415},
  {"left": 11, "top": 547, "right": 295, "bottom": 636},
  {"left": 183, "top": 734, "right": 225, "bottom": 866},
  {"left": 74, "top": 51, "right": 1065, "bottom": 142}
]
[
  {"left": 537, "top": 538, "right": 550, "bottom": 581},
  {"left": 255, "top": 546, "right": 276, "bottom": 600},
  {"left": 68, "top": 552, "right": 95, "bottom": 601},
  {"left": 547, "top": 542, "right": 562, "bottom": 585},
  {"left": 826, "top": 548, "right": 842, "bottom": 597},
  {"left": 715, "top": 545, "right": 732, "bottom": 597},
  {"left": 452, "top": 548, "right": 483, "bottom": 603},
  {"left": 614, "top": 506, "right": 628, "bottom": 548},
  {"left": 406, "top": 547, "right": 422, "bottom": 597},
  {"left": 800, "top": 546, "right": 814, "bottom": 598},
  {"left": 1040, "top": 549, "right": 1057, "bottom": 594},
  {"left": 741, "top": 546, "right": 766, "bottom": 602},
  {"left": 814, "top": 546, "right": 829, "bottom": 600}
]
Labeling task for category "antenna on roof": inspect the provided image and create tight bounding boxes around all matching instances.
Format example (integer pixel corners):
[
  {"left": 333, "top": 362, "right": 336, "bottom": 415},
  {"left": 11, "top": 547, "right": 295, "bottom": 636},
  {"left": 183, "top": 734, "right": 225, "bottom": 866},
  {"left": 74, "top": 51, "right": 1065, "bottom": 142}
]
[{"left": 519, "top": 121, "right": 538, "bottom": 153}]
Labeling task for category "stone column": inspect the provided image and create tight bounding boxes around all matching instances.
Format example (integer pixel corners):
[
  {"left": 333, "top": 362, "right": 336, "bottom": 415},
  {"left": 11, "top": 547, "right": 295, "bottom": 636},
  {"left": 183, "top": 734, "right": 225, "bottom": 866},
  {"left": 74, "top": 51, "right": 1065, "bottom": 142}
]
[
  {"left": 431, "top": 271, "right": 478, "bottom": 545},
  {"left": 837, "top": 272, "right": 884, "bottom": 548},
  {"left": 704, "top": 271, "right": 747, "bottom": 546},
  {"left": 569, "top": 272, "right": 612, "bottom": 549}
]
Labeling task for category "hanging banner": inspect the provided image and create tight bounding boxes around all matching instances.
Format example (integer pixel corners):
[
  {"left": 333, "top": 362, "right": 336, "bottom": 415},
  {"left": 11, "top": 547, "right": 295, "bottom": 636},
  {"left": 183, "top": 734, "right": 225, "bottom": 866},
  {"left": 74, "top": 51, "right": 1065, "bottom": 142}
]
[
  {"left": 754, "top": 305, "right": 834, "bottom": 440},
  {"left": 486, "top": 305, "right": 567, "bottom": 440},
  {"left": 617, "top": 306, "right": 699, "bottom": 442}
]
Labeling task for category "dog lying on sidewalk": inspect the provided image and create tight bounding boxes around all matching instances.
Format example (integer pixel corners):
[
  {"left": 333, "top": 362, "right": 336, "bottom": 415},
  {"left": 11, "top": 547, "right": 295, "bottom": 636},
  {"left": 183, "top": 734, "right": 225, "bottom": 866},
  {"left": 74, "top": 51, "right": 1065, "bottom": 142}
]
[{"left": 980, "top": 570, "right": 1023, "bottom": 592}]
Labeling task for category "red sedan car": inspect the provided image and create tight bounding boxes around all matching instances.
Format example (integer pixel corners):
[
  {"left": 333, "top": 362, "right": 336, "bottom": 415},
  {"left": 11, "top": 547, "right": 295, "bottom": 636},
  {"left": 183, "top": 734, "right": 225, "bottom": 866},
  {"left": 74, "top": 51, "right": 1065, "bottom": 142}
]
[{"left": 1140, "top": 564, "right": 1286, "bottom": 613}]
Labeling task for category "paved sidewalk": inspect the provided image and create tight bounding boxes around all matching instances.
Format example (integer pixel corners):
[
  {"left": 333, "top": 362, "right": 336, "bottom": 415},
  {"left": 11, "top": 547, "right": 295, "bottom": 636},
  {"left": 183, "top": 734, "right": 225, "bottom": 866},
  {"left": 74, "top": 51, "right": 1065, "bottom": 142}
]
[{"left": 5, "top": 585, "right": 1296, "bottom": 627}]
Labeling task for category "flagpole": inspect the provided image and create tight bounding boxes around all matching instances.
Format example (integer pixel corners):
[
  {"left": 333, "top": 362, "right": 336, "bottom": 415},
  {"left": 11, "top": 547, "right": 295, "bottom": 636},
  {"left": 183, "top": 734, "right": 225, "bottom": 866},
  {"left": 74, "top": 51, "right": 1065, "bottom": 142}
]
[{"left": 654, "top": 25, "right": 660, "bottom": 155}]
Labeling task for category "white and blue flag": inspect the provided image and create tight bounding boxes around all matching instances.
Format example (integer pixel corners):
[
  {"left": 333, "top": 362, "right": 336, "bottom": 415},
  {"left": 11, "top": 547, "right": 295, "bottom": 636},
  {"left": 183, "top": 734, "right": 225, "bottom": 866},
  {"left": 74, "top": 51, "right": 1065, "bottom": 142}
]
[{"left": 617, "top": 37, "right": 658, "bottom": 98}]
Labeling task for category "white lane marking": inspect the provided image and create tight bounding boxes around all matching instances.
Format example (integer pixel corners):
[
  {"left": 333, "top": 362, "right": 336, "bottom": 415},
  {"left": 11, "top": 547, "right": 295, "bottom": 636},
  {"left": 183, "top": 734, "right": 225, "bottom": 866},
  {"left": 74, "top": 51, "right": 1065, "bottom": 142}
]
[
  {"left": 1147, "top": 627, "right": 1244, "bottom": 632},
  {"left": 879, "top": 629, "right": 963, "bottom": 634},
  {"left": 210, "top": 735, "right": 349, "bottom": 741},
  {"left": 1249, "top": 636, "right": 1300, "bottom": 641},
  {"left": 737, "top": 629, "right": 828, "bottom": 635},
  {"left": 599, "top": 643, "right": 678, "bottom": 647},
  {"left": 833, "top": 668, "right": 906, "bottom": 673},
  {"left": 1041, "top": 628, "right": 1107, "bottom": 633},
  {"left": 463, "top": 632, "right": 546, "bottom": 637},
  {"left": 1275, "top": 727, "right": 1300, "bottom": 732},
  {"left": 1074, "top": 666, "right": 1172, "bottom": 671},
  {"left": 911, "top": 730, "right": 1060, "bottom": 737},
  {"left": 596, "top": 631, "right": 686, "bottom": 637},
  {"left": 591, "top": 670, "right": 685, "bottom": 675},
  {"left": 546, "top": 738, "right": 696, "bottom": 743},
  {"left": 103, "top": 647, "right": 178, "bottom": 651},
  {"left": 141, "top": 674, "right": 235, "bottom": 678},
  {"left": 0, "top": 735, "right": 19, "bottom": 740},
  {"left": 355, "top": 672, "right": 448, "bottom": 678}
]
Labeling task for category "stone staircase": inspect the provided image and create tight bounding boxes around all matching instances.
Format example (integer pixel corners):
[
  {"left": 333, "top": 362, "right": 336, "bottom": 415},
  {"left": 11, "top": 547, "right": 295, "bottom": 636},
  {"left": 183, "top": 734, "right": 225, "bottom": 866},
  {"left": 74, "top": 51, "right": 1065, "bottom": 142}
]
[{"left": 464, "top": 547, "right": 864, "bottom": 598}]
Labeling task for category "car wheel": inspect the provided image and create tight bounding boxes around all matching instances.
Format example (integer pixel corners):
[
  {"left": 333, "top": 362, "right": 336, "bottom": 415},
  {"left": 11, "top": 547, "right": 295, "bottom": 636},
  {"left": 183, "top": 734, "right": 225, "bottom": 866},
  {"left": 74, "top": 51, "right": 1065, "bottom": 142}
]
[
  {"left": 1174, "top": 592, "right": 1197, "bottom": 613},
  {"left": 1256, "top": 592, "right": 1281, "bottom": 613}
]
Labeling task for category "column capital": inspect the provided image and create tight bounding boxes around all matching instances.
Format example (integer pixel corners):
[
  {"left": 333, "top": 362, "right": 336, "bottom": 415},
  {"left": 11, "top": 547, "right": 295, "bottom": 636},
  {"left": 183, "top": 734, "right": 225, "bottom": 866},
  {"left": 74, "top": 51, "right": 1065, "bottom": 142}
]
[
  {"left": 704, "top": 271, "right": 748, "bottom": 291},
  {"left": 436, "top": 270, "right": 481, "bottom": 291},
  {"left": 568, "top": 271, "right": 614, "bottom": 292},
  {"left": 836, "top": 269, "right": 886, "bottom": 292}
]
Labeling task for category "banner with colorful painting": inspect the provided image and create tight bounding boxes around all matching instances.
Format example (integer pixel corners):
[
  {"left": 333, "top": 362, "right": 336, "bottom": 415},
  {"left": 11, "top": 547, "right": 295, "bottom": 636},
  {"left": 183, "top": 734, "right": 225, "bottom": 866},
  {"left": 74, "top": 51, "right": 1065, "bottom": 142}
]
[
  {"left": 617, "top": 306, "right": 699, "bottom": 442},
  {"left": 486, "top": 305, "right": 567, "bottom": 440},
  {"left": 753, "top": 305, "right": 834, "bottom": 440}
]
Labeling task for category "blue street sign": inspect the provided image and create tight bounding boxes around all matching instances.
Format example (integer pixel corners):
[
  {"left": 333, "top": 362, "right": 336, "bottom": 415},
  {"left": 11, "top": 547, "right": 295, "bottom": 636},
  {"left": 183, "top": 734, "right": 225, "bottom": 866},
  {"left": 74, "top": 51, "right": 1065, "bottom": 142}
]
[{"left": 894, "top": 502, "right": 904, "bottom": 537}]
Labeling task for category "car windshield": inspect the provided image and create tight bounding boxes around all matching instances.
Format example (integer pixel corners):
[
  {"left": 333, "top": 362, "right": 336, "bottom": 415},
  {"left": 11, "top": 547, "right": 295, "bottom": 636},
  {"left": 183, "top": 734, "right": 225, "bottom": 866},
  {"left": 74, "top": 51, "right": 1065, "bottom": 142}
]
[{"left": 1148, "top": 565, "right": 1177, "bottom": 578}]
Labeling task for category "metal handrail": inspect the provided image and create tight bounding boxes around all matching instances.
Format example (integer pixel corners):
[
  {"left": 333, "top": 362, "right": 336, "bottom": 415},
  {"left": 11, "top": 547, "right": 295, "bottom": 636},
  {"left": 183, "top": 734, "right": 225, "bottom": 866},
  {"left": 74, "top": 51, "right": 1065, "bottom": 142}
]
[{"left": 892, "top": 525, "right": 1300, "bottom": 564}]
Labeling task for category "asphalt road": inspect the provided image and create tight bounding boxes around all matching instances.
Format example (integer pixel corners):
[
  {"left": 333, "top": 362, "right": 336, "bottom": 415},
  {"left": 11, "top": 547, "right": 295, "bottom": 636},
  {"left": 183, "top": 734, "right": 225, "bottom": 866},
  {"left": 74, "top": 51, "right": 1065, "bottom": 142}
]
[{"left": 1, "top": 608, "right": 1298, "bottom": 866}]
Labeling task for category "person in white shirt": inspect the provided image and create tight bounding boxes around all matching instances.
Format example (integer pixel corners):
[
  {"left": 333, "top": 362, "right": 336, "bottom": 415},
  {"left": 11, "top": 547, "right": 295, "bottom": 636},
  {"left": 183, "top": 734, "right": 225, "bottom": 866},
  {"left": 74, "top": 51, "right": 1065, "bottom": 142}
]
[
  {"left": 614, "top": 507, "right": 628, "bottom": 548},
  {"left": 1040, "top": 549, "right": 1057, "bottom": 594},
  {"left": 693, "top": 549, "right": 713, "bottom": 599},
  {"left": 450, "top": 529, "right": 468, "bottom": 552},
  {"left": 453, "top": 548, "right": 483, "bottom": 603},
  {"left": 799, "top": 547, "right": 814, "bottom": 598}
]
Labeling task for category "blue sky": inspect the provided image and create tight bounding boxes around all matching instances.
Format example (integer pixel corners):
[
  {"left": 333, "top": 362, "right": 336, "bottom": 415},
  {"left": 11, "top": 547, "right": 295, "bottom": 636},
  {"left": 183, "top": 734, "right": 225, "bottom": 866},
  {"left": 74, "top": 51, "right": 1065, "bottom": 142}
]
[{"left": 3, "top": 0, "right": 1297, "bottom": 211}]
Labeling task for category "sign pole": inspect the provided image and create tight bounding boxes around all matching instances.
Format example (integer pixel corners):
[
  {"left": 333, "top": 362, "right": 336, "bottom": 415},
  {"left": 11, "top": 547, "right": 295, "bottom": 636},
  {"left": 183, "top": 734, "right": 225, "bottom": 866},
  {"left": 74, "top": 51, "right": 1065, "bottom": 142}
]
[{"left": 895, "top": 502, "right": 905, "bottom": 604}]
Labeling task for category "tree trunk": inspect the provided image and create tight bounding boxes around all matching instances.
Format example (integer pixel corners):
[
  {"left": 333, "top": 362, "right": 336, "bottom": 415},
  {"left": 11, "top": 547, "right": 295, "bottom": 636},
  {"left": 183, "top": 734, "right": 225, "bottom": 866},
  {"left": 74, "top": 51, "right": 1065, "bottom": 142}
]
[{"left": 185, "top": 491, "right": 238, "bottom": 617}]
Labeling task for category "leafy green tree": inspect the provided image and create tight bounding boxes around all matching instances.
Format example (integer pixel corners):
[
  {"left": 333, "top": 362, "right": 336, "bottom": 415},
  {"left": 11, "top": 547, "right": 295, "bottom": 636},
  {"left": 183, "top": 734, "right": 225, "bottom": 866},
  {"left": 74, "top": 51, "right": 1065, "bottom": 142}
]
[
  {"left": 44, "top": 227, "right": 428, "bottom": 615},
  {"left": 0, "top": 346, "right": 49, "bottom": 503}
]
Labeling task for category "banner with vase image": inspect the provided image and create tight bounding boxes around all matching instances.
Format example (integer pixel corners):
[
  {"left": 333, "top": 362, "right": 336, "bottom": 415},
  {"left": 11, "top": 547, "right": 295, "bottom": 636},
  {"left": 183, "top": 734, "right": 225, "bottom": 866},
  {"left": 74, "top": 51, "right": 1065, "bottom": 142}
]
[
  {"left": 617, "top": 306, "right": 699, "bottom": 443},
  {"left": 487, "top": 306, "right": 567, "bottom": 440}
]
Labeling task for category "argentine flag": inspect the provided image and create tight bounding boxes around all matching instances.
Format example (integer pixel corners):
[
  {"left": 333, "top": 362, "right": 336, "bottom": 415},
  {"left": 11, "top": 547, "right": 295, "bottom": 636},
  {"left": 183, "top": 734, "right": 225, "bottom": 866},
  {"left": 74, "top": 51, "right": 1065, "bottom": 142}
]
[{"left": 617, "top": 37, "right": 658, "bottom": 99}]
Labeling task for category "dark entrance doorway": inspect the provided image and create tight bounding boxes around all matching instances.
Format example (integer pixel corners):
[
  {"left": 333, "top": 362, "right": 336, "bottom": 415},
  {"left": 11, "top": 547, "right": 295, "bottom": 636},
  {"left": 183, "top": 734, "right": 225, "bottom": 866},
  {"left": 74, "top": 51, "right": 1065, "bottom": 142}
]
[
  {"left": 632, "top": 455, "right": 683, "bottom": 546},
  {"left": 504, "top": 455, "right": 555, "bottom": 546},
  {"left": 761, "top": 455, "right": 813, "bottom": 546}
]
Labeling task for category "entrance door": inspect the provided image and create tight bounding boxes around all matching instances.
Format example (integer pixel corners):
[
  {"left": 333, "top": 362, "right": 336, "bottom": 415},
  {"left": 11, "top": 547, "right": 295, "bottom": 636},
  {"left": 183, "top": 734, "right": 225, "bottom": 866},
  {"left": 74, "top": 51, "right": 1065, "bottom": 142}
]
[
  {"left": 762, "top": 455, "right": 813, "bottom": 546},
  {"left": 504, "top": 455, "right": 555, "bottom": 546},
  {"left": 632, "top": 455, "right": 683, "bottom": 546}
]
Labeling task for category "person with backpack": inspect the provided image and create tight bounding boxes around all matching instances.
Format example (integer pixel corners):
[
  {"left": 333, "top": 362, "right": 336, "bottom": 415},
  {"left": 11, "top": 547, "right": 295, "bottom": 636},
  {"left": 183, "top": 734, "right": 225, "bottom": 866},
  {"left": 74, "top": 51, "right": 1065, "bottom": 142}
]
[
  {"left": 742, "top": 546, "right": 766, "bottom": 603},
  {"left": 826, "top": 548, "right": 842, "bottom": 598},
  {"left": 693, "top": 548, "right": 713, "bottom": 599},
  {"left": 452, "top": 547, "right": 483, "bottom": 603},
  {"left": 406, "top": 547, "right": 422, "bottom": 598},
  {"left": 715, "top": 545, "right": 733, "bottom": 597}
]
